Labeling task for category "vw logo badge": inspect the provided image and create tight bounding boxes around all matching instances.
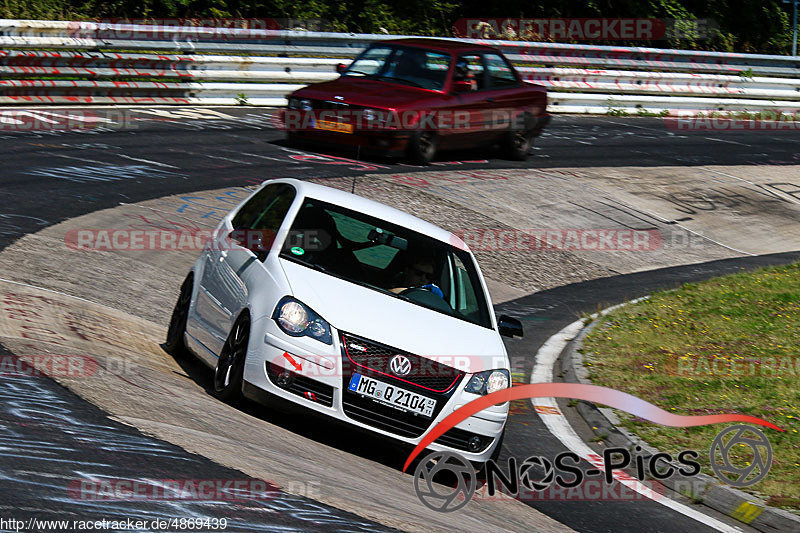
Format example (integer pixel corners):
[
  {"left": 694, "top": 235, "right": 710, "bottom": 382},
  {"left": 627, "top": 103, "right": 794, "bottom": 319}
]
[{"left": 389, "top": 355, "right": 412, "bottom": 377}]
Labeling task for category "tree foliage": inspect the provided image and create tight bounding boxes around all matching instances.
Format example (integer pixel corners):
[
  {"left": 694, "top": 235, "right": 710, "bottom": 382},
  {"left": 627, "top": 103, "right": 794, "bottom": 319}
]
[{"left": 1, "top": 0, "right": 794, "bottom": 54}]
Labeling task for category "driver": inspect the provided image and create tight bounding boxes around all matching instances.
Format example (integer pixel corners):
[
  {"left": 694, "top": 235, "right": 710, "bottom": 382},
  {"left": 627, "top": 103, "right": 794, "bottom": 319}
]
[
  {"left": 454, "top": 60, "right": 477, "bottom": 91},
  {"left": 391, "top": 258, "right": 444, "bottom": 298}
]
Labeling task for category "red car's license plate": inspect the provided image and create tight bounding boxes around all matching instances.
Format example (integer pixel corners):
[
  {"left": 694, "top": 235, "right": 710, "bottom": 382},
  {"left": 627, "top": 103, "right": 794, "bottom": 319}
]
[{"left": 315, "top": 120, "right": 353, "bottom": 134}]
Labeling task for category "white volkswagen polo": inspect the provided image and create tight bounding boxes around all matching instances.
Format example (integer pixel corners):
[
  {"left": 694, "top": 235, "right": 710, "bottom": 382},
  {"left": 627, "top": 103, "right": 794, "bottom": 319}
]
[{"left": 165, "top": 178, "right": 523, "bottom": 463}]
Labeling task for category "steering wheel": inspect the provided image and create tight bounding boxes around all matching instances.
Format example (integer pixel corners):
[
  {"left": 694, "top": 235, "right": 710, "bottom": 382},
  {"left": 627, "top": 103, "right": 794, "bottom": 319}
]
[
  {"left": 399, "top": 286, "right": 431, "bottom": 297},
  {"left": 398, "top": 286, "right": 452, "bottom": 314}
]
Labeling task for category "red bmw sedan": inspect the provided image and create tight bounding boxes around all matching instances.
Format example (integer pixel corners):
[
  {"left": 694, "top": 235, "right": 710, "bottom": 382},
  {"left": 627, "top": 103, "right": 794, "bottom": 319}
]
[{"left": 280, "top": 38, "right": 550, "bottom": 164}]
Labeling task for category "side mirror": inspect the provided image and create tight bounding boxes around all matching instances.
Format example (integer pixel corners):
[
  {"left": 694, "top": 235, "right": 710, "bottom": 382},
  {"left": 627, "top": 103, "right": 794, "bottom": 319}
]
[
  {"left": 497, "top": 314, "right": 523, "bottom": 338},
  {"left": 336, "top": 63, "right": 347, "bottom": 74},
  {"left": 452, "top": 80, "right": 473, "bottom": 93}
]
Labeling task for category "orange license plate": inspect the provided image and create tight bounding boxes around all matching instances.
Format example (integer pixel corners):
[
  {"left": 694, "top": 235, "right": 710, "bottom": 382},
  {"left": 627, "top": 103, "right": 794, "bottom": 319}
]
[{"left": 315, "top": 120, "right": 353, "bottom": 134}]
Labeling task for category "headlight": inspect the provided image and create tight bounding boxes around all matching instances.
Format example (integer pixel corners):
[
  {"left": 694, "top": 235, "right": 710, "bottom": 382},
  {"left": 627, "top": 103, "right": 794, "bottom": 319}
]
[
  {"left": 363, "top": 108, "right": 377, "bottom": 121},
  {"left": 464, "top": 369, "right": 510, "bottom": 395},
  {"left": 300, "top": 99, "right": 313, "bottom": 111},
  {"left": 272, "top": 296, "right": 332, "bottom": 344}
]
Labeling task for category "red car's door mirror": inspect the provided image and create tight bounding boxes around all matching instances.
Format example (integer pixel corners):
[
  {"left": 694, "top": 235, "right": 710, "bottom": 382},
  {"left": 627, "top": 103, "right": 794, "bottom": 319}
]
[
  {"left": 452, "top": 80, "right": 474, "bottom": 93},
  {"left": 336, "top": 63, "right": 347, "bottom": 74}
]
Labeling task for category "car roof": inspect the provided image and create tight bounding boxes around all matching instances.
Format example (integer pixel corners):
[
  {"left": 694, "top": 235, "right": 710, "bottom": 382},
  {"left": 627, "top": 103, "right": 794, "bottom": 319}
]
[
  {"left": 268, "top": 178, "right": 463, "bottom": 247},
  {"left": 380, "top": 37, "right": 496, "bottom": 54}
]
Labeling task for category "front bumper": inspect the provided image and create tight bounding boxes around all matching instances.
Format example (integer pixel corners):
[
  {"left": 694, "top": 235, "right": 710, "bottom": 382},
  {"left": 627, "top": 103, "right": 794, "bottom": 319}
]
[
  {"left": 242, "top": 317, "right": 508, "bottom": 462},
  {"left": 278, "top": 108, "right": 410, "bottom": 156}
]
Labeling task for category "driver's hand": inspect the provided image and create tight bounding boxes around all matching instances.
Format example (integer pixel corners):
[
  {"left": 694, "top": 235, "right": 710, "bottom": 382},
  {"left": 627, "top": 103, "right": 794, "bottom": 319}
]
[{"left": 421, "top": 283, "right": 445, "bottom": 299}]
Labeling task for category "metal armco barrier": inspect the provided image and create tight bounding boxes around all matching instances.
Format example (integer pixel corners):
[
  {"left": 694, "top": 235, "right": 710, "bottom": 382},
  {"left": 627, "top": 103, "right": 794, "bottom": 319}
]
[{"left": 1, "top": 19, "right": 800, "bottom": 113}]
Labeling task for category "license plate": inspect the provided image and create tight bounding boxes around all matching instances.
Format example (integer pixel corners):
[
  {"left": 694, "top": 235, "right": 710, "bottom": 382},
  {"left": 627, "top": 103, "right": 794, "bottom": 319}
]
[
  {"left": 315, "top": 119, "right": 353, "bottom": 134},
  {"left": 348, "top": 373, "right": 436, "bottom": 417}
]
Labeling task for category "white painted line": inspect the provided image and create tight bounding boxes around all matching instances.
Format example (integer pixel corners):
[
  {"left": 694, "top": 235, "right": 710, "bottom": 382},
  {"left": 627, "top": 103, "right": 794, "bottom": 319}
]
[
  {"left": 50, "top": 153, "right": 112, "bottom": 166},
  {"left": 702, "top": 136, "right": 750, "bottom": 147},
  {"left": 531, "top": 303, "right": 743, "bottom": 532},
  {"left": 222, "top": 150, "right": 284, "bottom": 162},
  {"left": 117, "top": 154, "right": 180, "bottom": 169}
]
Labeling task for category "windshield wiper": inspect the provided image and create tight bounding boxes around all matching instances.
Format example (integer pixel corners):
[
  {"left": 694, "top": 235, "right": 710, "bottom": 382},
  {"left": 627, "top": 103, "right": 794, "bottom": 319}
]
[{"left": 375, "top": 76, "right": 424, "bottom": 88}]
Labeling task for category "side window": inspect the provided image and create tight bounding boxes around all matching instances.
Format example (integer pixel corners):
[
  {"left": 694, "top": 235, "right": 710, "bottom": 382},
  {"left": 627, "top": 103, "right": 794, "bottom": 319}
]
[
  {"left": 444, "top": 251, "right": 485, "bottom": 324},
  {"left": 485, "top": 53, "right": 518, "bottom": 88},
  {"left": 232, "top": 183, "right": 295, "bottom": 232},
  {"left": 348, "top": 45, "right": 394, "bottom": 76},
  {"left": 231, "top": 184, "right": 296, "bottom": 257},
  {"left": 383, "top": 48, "right": 450, "bottom": 90},
  {"left": 454, "top": 54, "right": 485, "bottom": 90}
]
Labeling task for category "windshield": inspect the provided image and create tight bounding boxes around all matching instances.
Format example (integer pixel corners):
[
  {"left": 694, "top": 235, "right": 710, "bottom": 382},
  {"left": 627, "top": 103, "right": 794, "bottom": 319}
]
[
  {"left": 343, "top": 45, "right": 451, "bottom": 91},
  {"left": 279, "top": 197, "right": 492, "bottom": 329}
]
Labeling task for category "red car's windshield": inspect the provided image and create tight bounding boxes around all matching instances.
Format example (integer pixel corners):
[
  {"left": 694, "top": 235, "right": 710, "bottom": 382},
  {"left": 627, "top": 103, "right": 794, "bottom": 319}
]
[{"left": 343, "top": 45, "right": 450, "bottom": 91}]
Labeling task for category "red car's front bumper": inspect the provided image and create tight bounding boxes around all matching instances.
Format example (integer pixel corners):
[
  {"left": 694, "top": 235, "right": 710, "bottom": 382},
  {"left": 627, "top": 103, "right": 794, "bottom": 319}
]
[{"left": 278, "top": 109, "right": 412, "bottom": 156}]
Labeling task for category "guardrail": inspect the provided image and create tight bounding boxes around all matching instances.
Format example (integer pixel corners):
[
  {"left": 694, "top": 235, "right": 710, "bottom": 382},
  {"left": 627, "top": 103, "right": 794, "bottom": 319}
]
[{"left": 1, "top": 19, "right": 800, "bottom": 113}]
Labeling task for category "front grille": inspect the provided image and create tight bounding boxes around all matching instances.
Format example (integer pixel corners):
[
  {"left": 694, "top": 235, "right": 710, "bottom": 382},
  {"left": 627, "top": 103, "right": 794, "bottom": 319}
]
[
  {"left": 311, "top": 99, "right": 347, "bottom": 110},
  {"left": 435, "top": 427, "right": 494, "bottom": 453},
  {"left": 266, "top": 362, "right": 334, "bottom": 408},
  {"left": 309, "top": 99, "right": 364, "bottom": 111},
  {"left": 342, "top": 392, "right": 434, "bottom": 438},
  {"left": 340, "top": 332, "right": 465, "bottom": 438},
  {"left": 340, "top": 333, "right": 463, "bottom": 393}
]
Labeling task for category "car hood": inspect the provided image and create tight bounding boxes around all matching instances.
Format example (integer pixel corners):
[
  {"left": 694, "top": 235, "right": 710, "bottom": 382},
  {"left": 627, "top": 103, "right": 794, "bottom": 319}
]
[
  {"left": 279, "top": 259, "right": 506, "bottom": 366},
  {"left": 292, "top": 77, "right": 439, "bottom": 110}
]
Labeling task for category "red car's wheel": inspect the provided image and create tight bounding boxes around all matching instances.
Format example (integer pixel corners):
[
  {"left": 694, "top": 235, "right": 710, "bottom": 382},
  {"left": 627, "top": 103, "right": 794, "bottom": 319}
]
[
  {"left": 407, "top": 130, "right": 438, "bottom": 165},
  {"left": 504, "top": 113, "right": 535, "bottom": 161}
]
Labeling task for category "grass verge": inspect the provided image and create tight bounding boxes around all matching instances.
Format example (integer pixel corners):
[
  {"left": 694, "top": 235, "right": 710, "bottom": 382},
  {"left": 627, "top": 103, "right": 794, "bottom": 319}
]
[{"left": 583, "top": 262, "right": 800, "bottom": 511}]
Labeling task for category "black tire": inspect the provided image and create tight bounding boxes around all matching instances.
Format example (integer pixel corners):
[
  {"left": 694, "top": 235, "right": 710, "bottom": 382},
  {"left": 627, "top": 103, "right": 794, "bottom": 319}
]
[
  {"left": 503, "top": 113, "right": 535, "bottom": 161},
  {"left": 164, "top": 274, "right": 193, "bottom": 357},
  {"left": 213, "top": 313, "right": 250, "bottom": 402},
  {"left": 407, "top": 130, "right": 438, "bottom": 165}
]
